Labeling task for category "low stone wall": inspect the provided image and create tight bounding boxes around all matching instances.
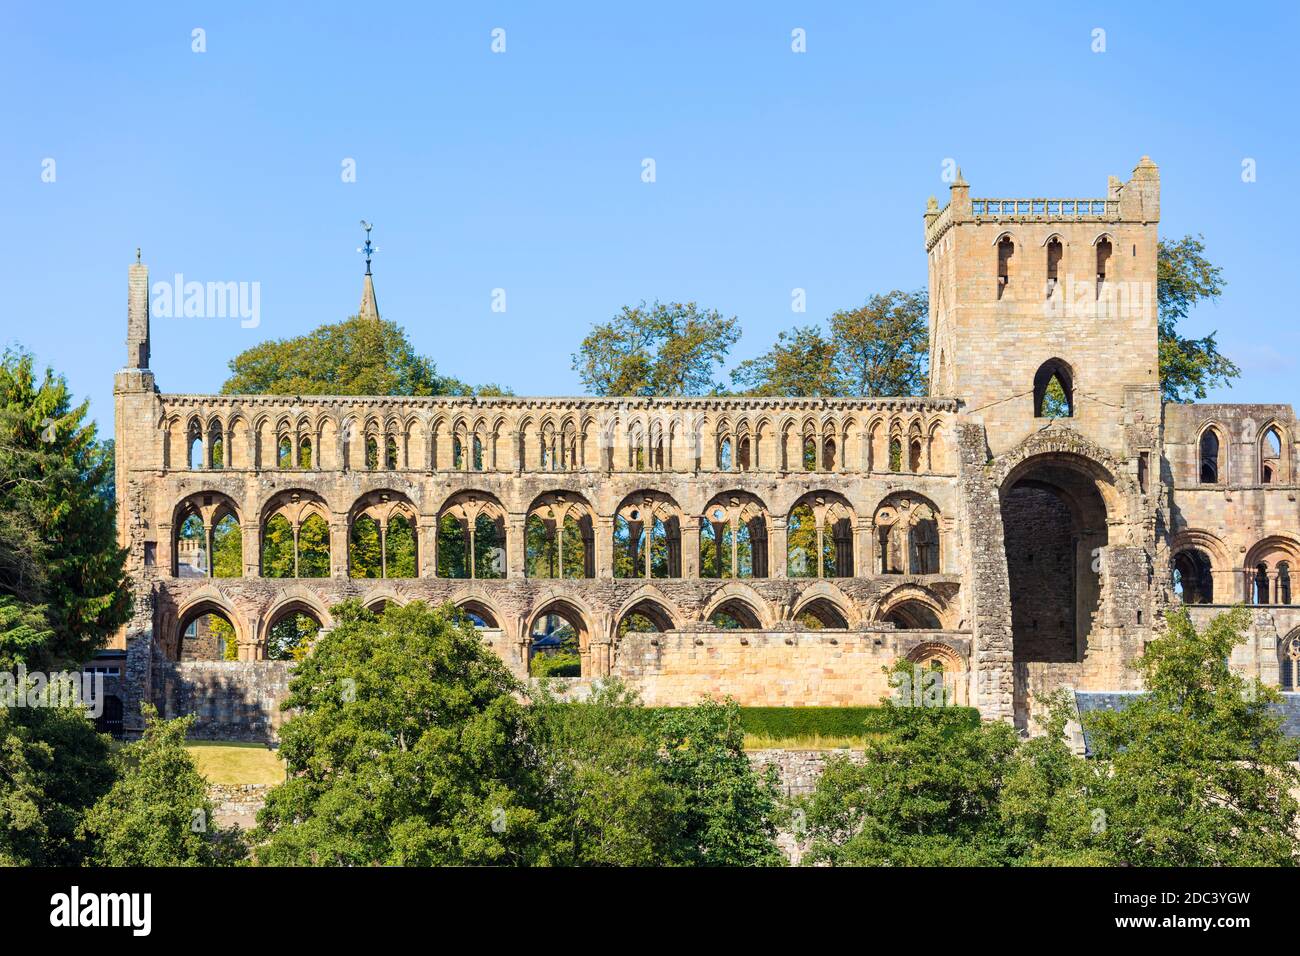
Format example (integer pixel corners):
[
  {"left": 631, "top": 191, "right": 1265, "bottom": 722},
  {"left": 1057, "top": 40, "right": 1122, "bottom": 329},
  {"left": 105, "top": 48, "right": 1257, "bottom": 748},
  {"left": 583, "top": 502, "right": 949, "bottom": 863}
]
[
  {"left": 209, "top": 783, "right": 274, "bottom": 829},
  {"left": 153, "top": 660, "right": 293, "bottom": 741},
  {"left": 152, "top": 628, "right": 974, "bottom": 744},
  {"left": 747, "top": 748, "right": 865, "bottom": 797},
  {"left": 611, "top": 629, "right": 971, "bottom": 706}
]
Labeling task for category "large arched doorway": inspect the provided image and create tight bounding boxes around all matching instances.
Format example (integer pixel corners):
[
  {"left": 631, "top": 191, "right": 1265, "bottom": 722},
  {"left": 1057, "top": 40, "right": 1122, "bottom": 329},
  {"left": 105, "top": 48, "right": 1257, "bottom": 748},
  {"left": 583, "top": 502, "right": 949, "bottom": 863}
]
[{"left": 1000, "top": 453, "right": 1113, "bottom": 723}]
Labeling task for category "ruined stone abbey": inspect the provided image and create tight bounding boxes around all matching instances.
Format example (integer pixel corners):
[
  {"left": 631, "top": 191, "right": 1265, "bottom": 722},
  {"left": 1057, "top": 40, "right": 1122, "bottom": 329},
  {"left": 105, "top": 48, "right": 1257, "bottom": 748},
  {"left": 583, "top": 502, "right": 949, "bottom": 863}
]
[{"left": 106, "top": 156, "right": 1300, "bottom": 738}]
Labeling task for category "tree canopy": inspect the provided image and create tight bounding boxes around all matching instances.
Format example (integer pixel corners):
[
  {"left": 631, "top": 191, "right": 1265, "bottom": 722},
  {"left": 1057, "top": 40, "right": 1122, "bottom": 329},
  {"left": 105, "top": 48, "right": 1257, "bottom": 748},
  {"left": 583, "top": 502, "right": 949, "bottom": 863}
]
[
  {"left": 800, "top": 608, "right": 1300, "bottom": 867},
  {"left": 0, "top": 349, "right": 130, "bottom": 669},
  {"left": 254, "top": 600, "right": 781, "bottom": 866},
  {"left": 572, "top": 300, "right": 741, "bottom": 396},
  {"left": 221, "top": 315, "right": 510, "bottom": 397},
  {"left": 80, "top": 706, "right": 233, "bottom": 867},
  {"left": 1157, "top": 234, "right": 1240, "bottom": 403},
  {"left": 732, "top": 290, "right": 929, "bottom": 397}
]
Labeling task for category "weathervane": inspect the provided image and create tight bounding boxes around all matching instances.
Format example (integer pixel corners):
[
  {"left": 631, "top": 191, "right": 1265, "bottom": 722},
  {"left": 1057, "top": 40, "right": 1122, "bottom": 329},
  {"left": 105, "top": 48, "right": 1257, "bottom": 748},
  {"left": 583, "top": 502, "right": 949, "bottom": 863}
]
[{"left": 357, "top": 220, "right": 376, "bottom": 275}]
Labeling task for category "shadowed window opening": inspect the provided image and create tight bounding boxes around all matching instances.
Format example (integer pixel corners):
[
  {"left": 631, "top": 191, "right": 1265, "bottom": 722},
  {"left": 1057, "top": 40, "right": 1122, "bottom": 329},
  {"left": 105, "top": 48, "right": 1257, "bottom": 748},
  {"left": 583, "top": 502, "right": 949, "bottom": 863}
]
[
  {"left": 1200, "top": 429, "right": 1221, "bottom": 483},
  {"left": 1171, "top": 548, "right": 1213, "bottom": 605}
]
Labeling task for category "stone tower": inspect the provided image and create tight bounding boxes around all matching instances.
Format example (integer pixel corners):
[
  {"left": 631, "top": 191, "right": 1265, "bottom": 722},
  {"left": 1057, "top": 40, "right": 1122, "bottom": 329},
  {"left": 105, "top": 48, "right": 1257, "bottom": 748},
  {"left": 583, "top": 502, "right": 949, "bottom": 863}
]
[{"left": 924, "top": 157, "right": 1161, "bottom": 457}]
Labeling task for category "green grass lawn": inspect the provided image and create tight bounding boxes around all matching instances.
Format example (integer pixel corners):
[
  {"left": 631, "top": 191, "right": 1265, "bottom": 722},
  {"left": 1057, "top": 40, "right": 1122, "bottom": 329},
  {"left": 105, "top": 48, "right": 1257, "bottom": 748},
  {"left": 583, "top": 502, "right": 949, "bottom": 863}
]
[
  {"left": 743, "top": 733, "right": 871, "bottom": 751},
  {"left": 186, "top": 741, "right": 285, "bottom": 786}
]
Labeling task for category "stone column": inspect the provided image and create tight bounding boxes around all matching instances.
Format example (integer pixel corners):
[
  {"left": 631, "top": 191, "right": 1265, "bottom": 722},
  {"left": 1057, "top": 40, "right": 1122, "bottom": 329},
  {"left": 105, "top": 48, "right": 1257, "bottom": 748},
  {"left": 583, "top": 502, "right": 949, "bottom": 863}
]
[
  {"left": 418, "top": 519, "right": 437, "bottom": 577},
  {"left": 769, "top": 515, "right": 788, "bottom": 578},
  {"left": 242, "top": 522, "right": 260, "bottom": 576},
  {"left": 595, "top": 515, "right": 614, "bottom": 577},
  {"left": 589, "top": 638, "right": 613, "bottom": 677},
  {"left": 158, "top": 521, "right": 173, "bottom": 577},
  {"left": 681, "top": 516, "right": 700, "bottom": 578},
  {"left": 854, "top": 517, "right": 872, "bottom": 578},
  {"left": 506, "top": 514, "right": 527, "bottom": 579},
  {"left": 329, "top": 521, "right": 349, "bottom": 578}
]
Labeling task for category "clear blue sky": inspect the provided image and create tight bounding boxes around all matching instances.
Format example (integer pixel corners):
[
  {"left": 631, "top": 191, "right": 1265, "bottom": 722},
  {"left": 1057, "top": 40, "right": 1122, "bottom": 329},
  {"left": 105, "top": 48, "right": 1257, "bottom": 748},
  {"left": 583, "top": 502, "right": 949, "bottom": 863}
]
[{"left": 2, "top": 2, "right": 1295, "bottom": 432}]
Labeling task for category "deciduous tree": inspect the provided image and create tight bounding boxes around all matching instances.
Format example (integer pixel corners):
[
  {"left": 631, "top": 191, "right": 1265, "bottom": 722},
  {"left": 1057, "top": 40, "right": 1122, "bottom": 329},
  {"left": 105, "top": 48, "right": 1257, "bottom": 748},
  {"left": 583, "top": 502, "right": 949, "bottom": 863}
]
[
  {"left": 1157, "top": 234, "right": 1240, "bottom": 402},
  {"left": 573, "top": 301, "right": 741, "bottom": 396}
]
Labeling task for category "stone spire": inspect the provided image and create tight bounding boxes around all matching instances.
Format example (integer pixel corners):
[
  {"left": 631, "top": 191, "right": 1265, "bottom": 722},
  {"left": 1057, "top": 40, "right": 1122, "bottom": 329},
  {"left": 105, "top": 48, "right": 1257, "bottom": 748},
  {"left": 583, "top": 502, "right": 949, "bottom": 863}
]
[
  {"left": 126, "top": 248, "right": 150, "bottom": 368},
  {"left": 358, "top": 220, "right": 379, "bottom": 320}
]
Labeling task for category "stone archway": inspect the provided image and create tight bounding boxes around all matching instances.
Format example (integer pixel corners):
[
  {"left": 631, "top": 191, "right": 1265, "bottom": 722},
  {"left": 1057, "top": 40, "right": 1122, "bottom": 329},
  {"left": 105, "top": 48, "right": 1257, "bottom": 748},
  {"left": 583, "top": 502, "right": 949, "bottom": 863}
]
[{"left": 999, "top": 449, "right": 1117, "bottom": 727}]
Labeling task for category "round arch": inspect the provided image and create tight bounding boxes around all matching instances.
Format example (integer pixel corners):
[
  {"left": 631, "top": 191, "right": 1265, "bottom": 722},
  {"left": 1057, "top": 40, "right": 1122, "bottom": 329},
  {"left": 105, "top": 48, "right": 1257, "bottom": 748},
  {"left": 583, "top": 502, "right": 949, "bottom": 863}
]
[
  {"left": 790, "top": 581, "right": 857, "bottom": 628},
  {"left": 258, "top": 588, "right": 332, "bottom": 655},
  {"left": 611, "top": 585, "right": 684, "bottom": 641},
  {"left": 877, "top": 585, "right": 948, "bottom": 630},
  {"left": 454, "top": 597, "right": 503, "bottom": 630},
  {"left": 174, "top": 592, "right": 245, "bottom": 662},
  {"left": 701, "top": 582, "right": 773, "bottom": 629}
]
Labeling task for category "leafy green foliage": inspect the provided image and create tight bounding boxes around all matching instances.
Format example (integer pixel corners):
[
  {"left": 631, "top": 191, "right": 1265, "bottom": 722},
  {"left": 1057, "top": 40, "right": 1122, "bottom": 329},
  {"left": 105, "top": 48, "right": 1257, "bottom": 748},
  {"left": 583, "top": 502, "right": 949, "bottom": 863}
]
[
  {"left": 801, "top": 609, "right": 1300, "bottom": 867},
  {"left": 221, "top": 315, "right": 508, "bottom": 397},
  {"left": 0, "top": 349, "right": 130, "bottom": 668},
  {"left": 734, "top": 290, "right": 928, "bottom": 397},
  {"left": 1157, "top": 234, "right": 1240, "bottom": 402},
  {"left": 729, "top": 325, "right": 839, "bottom": 396},
  {"left": 255, "top": 601, "right": 547, "bottom": 865},
  {"left": 255, "top": 601, "right": 782, "bottom": 866},
  {"left": 999, "top": 691, "right": 1113, "bottom": 865},
  {"left": 528, "top": 682, "right": 683, "bottom": 865},
  {"left": 734, "top": 705, "right": 972, "bottom": 739},
  {"left": 652, "top": 699, "right": 784, "bottom": 865},
  {"left": 530, "top": 684, "right": 783, "bottom": 865},
  {"left": 799, "top": 694, "right": 1019, "bottom": 866},
  {"left": 81, "top": 705, "right": 232, "bottom": 866},
  {"left": 1040, "top": 376, "right": 1070, "bottom": 418},
  {"left": 1079, "top": 608, "right": 1299, "bottom": 865},
  {"left": 211, "top": 515, "right": 242, "bottom": 577},
  {"left": 573, "top": 300, "right": 741, "bottom": 396},
  {"left": 0, "top": 685, "right": 113, "bottom": 866}
]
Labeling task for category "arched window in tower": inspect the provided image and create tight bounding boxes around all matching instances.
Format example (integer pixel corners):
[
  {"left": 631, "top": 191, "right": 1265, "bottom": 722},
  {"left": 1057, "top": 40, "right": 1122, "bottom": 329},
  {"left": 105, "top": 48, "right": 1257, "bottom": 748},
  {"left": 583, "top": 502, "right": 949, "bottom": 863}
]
[
  {"left": 384, "top": 436, "right": 398, "bottom": 470},
  {"left": 1280, "top": 562, "right": 1292, "bottom": 605},
  {"left": 1261, "top": 425, "right": 1282, "bottom": 484},
  {"left": 1095, "top": 237, "right": 1112, "bottom": 298},
  {"left": 889, "top": 436, "right": 903, "bottom": 472},
  {"left": 277, "top": 435, "right": 293, "bottom": 468},
  {"left": 996, "top": 235, "right": 1014, "bottom": 299},
  {"left": 822, "top": 437, "right": 836, "bottom": 471},
  {"left": 718, "top": 437, "right": 733, "bottom": 471},
  {"left": 1199, "top": 428, "right": 1221, "bottom": 484},
  {"left": 365, "top": 436, "right": 379, "bottom": 470},
  {"left": 1032, "top": 359, "right": 1073, "bottom": 418},
  {"left": 298, "top": 436, "right": 312, "bottom": 469},
  {"left": 802, "top": 436, "right": 817, "bottom": 471},
  {"left": 1045, "top": 237, "right": 1063, "bottom": 298}
]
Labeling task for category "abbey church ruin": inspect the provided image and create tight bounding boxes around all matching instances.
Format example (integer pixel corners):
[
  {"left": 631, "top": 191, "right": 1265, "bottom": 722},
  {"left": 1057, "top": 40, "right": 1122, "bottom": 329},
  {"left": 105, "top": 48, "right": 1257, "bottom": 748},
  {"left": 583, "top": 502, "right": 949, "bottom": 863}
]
[{"left": 107, "top": 157, "right": 1300, "bottom": 738}]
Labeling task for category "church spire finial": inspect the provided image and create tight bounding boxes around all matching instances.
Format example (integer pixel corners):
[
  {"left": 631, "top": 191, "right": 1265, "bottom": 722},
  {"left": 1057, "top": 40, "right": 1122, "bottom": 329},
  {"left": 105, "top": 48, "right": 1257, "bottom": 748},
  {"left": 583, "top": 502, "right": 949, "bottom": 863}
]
[{"left": 357, "top": 220, "right": 379, "bottom": 320}]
